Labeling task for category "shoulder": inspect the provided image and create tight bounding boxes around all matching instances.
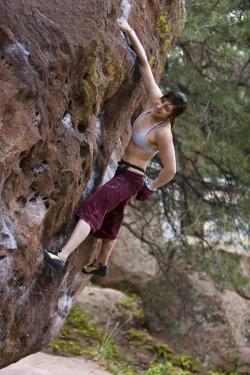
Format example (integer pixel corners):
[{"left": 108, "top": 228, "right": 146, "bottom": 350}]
[
  {"left": 155, "top": 123, "right": 173, "bottom": 147},
  {"left": 144, "top": 87, "right": 163, "bottom": 110},
  {"left": 155, "top": 122, "right": 172, "bottom": 138}
]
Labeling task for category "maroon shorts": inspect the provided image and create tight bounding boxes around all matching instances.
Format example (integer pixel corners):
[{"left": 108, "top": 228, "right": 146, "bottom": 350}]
[{"left": 75, "top": 169, "right": 145, "bottom": 240}]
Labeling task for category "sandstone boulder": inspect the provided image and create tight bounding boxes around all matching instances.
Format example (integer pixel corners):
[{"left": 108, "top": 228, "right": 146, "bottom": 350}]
[
  {"left": 0, "top": 352, "right": 112, "bottom": 375},
  {"left": 77, "top": 286, "right": 128, "bottom": 331},
  {"left": 0, "top": 0, "right": 186, "bottom": 368},
  {"left": 141, "top": 265, "right": 250, "bottom": 372}
]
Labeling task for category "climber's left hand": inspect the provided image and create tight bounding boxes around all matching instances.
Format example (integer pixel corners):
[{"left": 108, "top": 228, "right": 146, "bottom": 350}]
[
  {"left": 135, "top": 177, "right": 156, "bottom": 201},
  {"left": 117, "top": 17, "right": 131, "bottom": 34}
]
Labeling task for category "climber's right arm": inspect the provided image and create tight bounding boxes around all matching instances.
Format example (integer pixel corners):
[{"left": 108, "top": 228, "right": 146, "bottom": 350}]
[{"left": 117, "top": 18, "right": 162, "bottom": 101}]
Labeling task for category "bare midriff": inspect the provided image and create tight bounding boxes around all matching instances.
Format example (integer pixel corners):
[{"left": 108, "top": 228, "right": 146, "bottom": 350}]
[{"left": 121, "top": 137, "right": 157, "bottom": 175}]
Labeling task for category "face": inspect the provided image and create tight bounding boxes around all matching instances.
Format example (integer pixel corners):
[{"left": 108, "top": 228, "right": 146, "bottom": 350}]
[{"left": 152, "top": 97, "right": 175, "bottom": 120}]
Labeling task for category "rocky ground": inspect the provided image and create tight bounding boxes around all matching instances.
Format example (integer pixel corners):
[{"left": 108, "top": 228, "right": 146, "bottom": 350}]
[
  {"left": 0, "top": 285, "right": 198, "bottom": 375},
  {"left": 42, "top": 285, "right": 169, "bottom": 374},
  {"left": 1, "top": 285, "right": 245, "bottom": 375},
  {"left": 0, "top": 352, "right": 112, "bottom": 375},
  {"left": 1, "top": 286, "right": 154, "bottom": 375},
  {"left": 75, "top": 286, "right": 163, "bottom": 372}
]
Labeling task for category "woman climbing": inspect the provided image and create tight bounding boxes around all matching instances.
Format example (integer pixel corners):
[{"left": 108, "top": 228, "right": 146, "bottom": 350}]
[{"left": 43, "top": 17, "right": 188, "bottom": 276}]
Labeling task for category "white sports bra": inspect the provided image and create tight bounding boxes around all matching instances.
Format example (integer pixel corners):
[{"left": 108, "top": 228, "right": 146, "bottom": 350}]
[{"left": 132, "top": 108, "right": 164, "bottom": 154}]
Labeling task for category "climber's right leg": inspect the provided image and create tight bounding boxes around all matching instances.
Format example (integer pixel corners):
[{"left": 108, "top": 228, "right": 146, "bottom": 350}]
[
  {"left": 60, "top": 219, "right": 91, "bottom": 260},
  {"left": 43, "top": 219, "right": 91, "bottom": 270}
]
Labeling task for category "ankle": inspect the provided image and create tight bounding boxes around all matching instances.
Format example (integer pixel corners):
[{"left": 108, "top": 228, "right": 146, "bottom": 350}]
[
  {"left": 93, "top": 261, "right": 106, "bottom": 268},
  {"left": 58, "top": 252, "right": 68, "bottom": 262}
]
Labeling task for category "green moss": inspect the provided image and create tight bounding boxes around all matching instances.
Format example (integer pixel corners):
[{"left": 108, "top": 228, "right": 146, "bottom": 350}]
[
  {"left": 103, "top": 50, "right": 126, "bottom": 99},
  {"left": 155, "top": 14, "right": 171, "bottom": 37},
  {"left": 75, "top": 107, "right": 84, "bottom": 127},
  {"left": 154, "top": 3, "right": 186, "bottom": 54},
  {"left": 149, "top": 56, "right": 156, "bottom": 69},
  {"left": 74, "top": 48, "right": 127, "bottom": 125},
  {"left": 74, "top": 52, "right": 106, "bottom": 123},
  {"left": 154, "top": 11, "right": 172, "bottom": 52}
]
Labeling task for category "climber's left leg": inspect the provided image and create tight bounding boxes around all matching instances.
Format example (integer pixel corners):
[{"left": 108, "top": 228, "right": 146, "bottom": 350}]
[
  {"left": 94, "top": 238, "right": 117, "bottom": 266},
  {"left": 81, "top": 198, "right": 128, "bottom": 276},
  {"left": 82, "top": 239, "right": 116, "bottom": 276}
]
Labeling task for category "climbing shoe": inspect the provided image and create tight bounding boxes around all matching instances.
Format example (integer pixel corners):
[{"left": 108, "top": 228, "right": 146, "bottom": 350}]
[
  {"left": 82, "top": 263, "right": 110, "bottom": 277},
  {"left": 43, "top": 249, "right": 66, "bottom": 270}
]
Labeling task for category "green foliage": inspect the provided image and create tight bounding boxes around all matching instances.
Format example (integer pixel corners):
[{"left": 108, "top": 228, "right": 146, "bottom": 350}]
[
  {"left": 48, "top": 303, "right": 132, "bottom": 372},
  {"left": 46, "top": 296, "right": 241, "bottom": 375},
  {"left": 174, "top": 355, "right": 201, "bottom": 372},
  {"left": 93, "top": 341, "right": 122, "bottom": 361},
  {"left": 48, "top": 303, "right": 124, "bottom": 361},
  {"left": 118, "top": 291, "right": 142, "bottom": 302},
  {"left": 125, "top": 327, "right": 154, "bottom": 349},
  {"left": 196, "top": 250, "right": 249, "bottom": 292},
  {"left": 125, "top": 328, "right": 174, "bottom": 361},
  {"left": 146, "top": 363, "right": 174, "bottom": 375},
  {"left": 155, "top": 344, "right": 173, "bottom": 360},
  {"left": 48, "top": 304, "right": 103, "bottom": 355},
  {"left": 107, "top": 360, "right": 137, "bottom": 375},
  {"left": 116, "top": 294, "right": 146, "bottom": 327},
  {"left": 119, "top": 298, "right": 134, "bottom": 308},
  {"left": 163, "top": 0, "right": 249, "bottom": 233},
  {"left": 146, "top": 362, "right": 191, "bottom": 375},
  {"left": 136, "top": 0, "right": 250, "bottom": 290}
]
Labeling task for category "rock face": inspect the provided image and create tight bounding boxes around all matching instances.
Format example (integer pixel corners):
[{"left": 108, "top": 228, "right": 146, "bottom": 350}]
[
  {"left": 0, "top": 0, "right": 186, "bottom": 369},
  {"left": 141, "top": 266, "right": 250, "bottom": 372}
]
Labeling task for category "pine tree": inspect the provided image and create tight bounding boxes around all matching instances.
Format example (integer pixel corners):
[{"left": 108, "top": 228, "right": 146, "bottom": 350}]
[{"left": 125, "top": 0, "right": 250, "bottom": 291}]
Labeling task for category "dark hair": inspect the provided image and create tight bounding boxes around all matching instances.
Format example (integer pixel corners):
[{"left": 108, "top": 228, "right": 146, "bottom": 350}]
[{"left": 161, "top": 91, "right": 188, "bottom": 128}]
